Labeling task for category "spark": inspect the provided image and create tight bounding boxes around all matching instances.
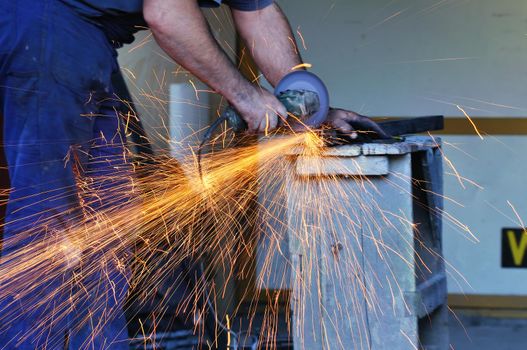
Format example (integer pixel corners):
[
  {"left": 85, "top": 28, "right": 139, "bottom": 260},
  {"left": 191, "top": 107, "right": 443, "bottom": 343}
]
[
  {"left": 321, "top": 2, "right": 336, "bottom": 21},
  {"left": 287, "top": 36, "right": 298, "bottom": 55},
  {"left": 0, "top": 99, "right": 478, "bottom": 349},
  {"left": 264, "top": 113, "right": 270, "bottom": 136},
  {"left": 128, "top": 32, "right": 153, "bottom": 53},
  {"left": 385, "top": 56, "right": 477, "bottom": 64},
  {"left": 443, "top": 140, "right": 478, "bottom": 160},
  {"left": 507, "top": 200, "right": 526, "bottom": 230},
  {"left": 457, "top": 105, "right": 484, "bottom": 139},
  {"left": 453, "top": 95, "right": 526, "bottom": 112},
  {"left": 226, "top": 314, "right": 231, "bottom": 347},
  {"left": 296, "top": 27, "right": 308, "bottom": 50},
  {"left": 444, "top": 172, "right": 484, "bottom": 190},
  {"left": 421, "top": 97, "right": 495, "bottom": 114},
  {"left": 120, "top": 67, "right": 137, "bottom": 80},
  {"left": 428, "top": 132, "right": 466, "bottom": 189},
  {"left": 188, "top": 79, "right": 200, "bottom": 101},
  {"left": 448, "top": 306, "right": 471, "bottom": 343},
  {"left": 400, "top": 329, "right": 418, "bottom": 350},
  {"left": 291, "top": 63, "right": 312, "bottom": 71},
  {"left": 484, "top": 200, "right": 517, "bottom": 225},
  {"left": 367, "top": 9, "right": 407, "bottom": 31}
]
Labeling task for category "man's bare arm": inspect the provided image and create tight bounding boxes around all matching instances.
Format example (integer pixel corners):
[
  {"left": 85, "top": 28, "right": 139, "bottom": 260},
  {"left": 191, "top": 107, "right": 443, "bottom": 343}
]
[
  {"left": 143, "top": 0, "right": 286, "bottom": 132},
  {"left": 232, "top": 3, "right": 302, "bottom": 87}
]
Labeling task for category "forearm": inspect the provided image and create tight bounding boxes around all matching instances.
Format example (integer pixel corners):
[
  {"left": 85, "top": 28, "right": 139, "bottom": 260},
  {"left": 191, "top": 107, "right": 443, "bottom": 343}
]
[
  {"left": 232, "top": 3, "right": 303, "bottom": 87},
  {"left": 143, "top": 0, "right": 255, "bottom": 106}
]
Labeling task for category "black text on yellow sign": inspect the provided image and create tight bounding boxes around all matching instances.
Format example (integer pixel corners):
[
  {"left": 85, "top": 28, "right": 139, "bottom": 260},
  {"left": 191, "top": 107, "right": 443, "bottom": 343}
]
[{"left": 502, "top": 228, "right": 527, "bottom": 268}]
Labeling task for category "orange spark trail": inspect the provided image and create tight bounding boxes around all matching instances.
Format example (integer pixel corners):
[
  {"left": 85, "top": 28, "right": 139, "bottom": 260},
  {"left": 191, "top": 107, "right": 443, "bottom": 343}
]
[
  {"left": 291, "top": 63, "right": 312, "bottom": 71},
  {"left": 0, "top": 125, "right": 474, "bottom": 349},
  {"left": 507, "top": 200, "right": 526, "bottom": 229},
  {"left": 296, "top": 27, "right": 308, "bottom": 50},
  {"left": 457, "top": 105, "right": 484, "bottom": 139}
]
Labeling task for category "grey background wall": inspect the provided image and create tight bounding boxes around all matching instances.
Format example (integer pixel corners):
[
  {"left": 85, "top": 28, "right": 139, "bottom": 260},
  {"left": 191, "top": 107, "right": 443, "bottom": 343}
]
[{"left": 276, "top": 0, "right": 527, "bottom": 118}]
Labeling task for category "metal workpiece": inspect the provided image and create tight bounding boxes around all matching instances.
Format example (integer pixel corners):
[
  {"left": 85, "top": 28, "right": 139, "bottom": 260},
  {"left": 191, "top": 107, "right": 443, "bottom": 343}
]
[{"left": 256, "top": 136, "right": 447, "bottom": 350}]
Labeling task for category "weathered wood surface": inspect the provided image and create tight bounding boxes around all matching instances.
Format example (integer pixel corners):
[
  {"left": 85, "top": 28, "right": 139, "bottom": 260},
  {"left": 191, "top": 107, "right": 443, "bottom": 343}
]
[
  {"left": 256, "top": 136, "right": 447, "bottom": 349},
  {"left": 377, "top": 115, "right": 444, "bottom": 137},
  {"left": 295, "top": 155, "right": 389, "bottom": 176},
  {"left": 287, "top": 136, "right": 440, "bottom": 157}
]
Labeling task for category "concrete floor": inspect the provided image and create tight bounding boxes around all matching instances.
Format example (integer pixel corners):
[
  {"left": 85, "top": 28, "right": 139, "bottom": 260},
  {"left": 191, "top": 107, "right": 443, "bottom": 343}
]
[{"left": 449, "top": 310, "right": 527, "bottom": 350}]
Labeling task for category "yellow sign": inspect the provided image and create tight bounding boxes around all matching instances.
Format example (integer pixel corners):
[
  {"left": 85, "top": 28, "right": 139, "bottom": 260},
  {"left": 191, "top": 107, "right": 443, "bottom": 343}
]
[{"left": 503, "top": 228, "right": 527, "bottom": 268}]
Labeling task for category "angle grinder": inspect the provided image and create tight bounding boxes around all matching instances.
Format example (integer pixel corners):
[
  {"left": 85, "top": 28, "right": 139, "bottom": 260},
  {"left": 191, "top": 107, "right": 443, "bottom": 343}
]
[
  {"left": 226, "top": 70, "right": 330, "bottom": 132},
  {"left": 197, "top": 71, "right": 330, "bottom": 177}
]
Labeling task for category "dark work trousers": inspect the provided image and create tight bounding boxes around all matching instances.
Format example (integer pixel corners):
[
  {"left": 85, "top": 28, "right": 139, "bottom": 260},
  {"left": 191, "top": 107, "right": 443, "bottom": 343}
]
[{"left": 0, "top": 1, "right": 132, "bottom": 348}]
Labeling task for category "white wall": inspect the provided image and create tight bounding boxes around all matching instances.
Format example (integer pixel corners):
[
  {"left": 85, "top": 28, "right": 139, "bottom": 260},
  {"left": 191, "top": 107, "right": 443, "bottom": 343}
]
[
  {"left": 443, "top": 135, "right": 527, "bottom": 295},
  {"left": 278, "top": 0, "right": 527, "bottom": 295},
  {"left": 277, "top": 0, "right": 527, "bottom": 117}
]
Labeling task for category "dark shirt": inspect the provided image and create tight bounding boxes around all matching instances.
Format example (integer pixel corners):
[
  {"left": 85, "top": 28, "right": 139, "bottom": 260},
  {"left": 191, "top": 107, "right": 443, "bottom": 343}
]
[{"left": 60, "top": 0, "right": 274, "bottom": 45}]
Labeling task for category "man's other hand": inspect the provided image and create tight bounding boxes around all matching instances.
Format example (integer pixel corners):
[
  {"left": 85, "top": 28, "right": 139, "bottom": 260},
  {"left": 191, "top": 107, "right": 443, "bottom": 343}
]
[
  {"left": 326, "top": 108, "right": 390, "bottom": 139},
  {"left": 233, "top": 89, "right": 287, "bottom": 133}
]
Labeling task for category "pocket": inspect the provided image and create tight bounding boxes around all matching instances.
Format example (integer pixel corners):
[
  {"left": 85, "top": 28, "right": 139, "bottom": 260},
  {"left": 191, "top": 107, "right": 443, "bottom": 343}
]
[
  {"left": 0, "top": 2, "right": 16, "bottom": 54},
  {"left": 50, "top": 16, "right": 115, "bottom": 97}
]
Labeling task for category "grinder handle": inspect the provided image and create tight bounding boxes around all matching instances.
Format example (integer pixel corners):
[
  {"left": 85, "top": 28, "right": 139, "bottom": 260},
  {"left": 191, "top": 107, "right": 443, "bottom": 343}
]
[{"left": 223, "top": 89, "right": 322, "bottom": 133}]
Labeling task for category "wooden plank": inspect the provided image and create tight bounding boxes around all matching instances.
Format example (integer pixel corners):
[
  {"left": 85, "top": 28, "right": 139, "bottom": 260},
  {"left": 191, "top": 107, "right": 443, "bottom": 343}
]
[
  {"left": 317, "top": 144, "right": 362, "bottom": 157},
  {"left": 289, "top": 136, "right": 439, "bottom": 157},
  {"left": 320, "top": 177, "right": 376, "bottom": 349},
  {"left": 360, "top": 136, "right": 439, "bottom": 156},
  {"left": 411, "top": 148, "right": 449, "bottom": 349},
  {"left": 255, "top": 154, "right": 292, "bottom": 290},
  {"left": 378, "top": 116, "right": 444, "bottom": 136},
  {"left": 420, "top": 148, "right": 444, "bottom": 245},
  {"left": 361, "top": 154, "right": 420, "bottom": 350},
  {"left": 286, "top": 175, "right": 325, "bottom": 349},
  {"left": 296, "top": 155, "right": 389, "bottom": 176},
  {"left": 415, "top": 274, "right": 448, "bottom": 318}
]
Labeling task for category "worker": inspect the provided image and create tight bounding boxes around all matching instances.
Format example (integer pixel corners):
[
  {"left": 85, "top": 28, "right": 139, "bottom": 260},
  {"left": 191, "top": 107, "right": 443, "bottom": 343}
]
[{"left": 0, "top": 0, "right": 387, "bottom": 348}]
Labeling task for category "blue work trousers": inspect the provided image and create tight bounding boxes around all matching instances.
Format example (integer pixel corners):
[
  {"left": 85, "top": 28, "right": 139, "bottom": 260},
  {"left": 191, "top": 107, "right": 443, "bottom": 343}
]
[{"left": 0, "top": 0, "right": 132, "bottom": 348}]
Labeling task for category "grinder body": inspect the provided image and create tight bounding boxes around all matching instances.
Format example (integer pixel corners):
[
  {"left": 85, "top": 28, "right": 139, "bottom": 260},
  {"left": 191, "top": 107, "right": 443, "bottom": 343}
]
[{"left": 226, "top": 70, "right": 330, "bottom": 133}]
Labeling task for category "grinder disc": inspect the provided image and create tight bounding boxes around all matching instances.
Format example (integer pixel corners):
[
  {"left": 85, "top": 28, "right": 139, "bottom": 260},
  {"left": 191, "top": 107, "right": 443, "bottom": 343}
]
[{"left": 274, "top": 70, "right": 330, "bottom": 128}]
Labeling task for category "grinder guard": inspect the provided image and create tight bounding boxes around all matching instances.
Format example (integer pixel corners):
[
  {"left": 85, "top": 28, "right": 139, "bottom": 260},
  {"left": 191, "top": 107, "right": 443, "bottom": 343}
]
[{"left": 226, "top": 70, "right": 330, "bottom": 133}]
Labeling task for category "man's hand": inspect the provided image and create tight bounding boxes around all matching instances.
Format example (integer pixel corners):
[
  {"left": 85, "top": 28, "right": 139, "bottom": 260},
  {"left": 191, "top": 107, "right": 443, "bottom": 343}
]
[
  {"left": 144, "top": 0, "right": 288, "bottom": 134},
  {"left": 326, "top": 108, "right": 391, "bottom": 139},
  {"left": 231, "top": 88, "right": 287, "bottom": 133}
]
